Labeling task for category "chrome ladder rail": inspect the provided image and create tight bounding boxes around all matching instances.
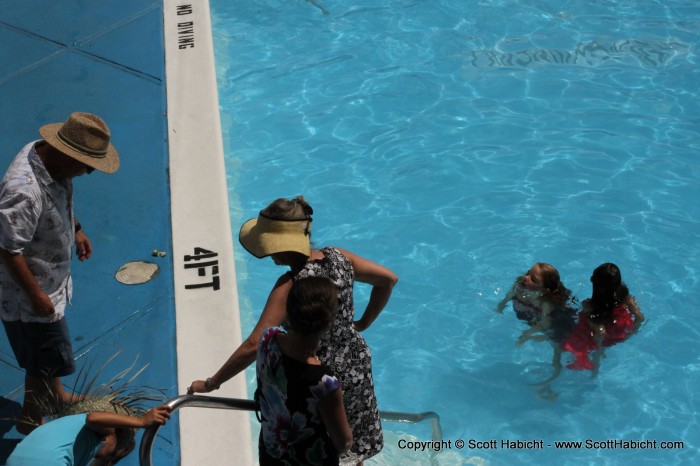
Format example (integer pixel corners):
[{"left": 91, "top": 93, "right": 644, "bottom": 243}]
[
  {"left": 139, "top": 394, "right": 442, "bottom": 466},
  {"left": 379, "top": 410, "right": 442, "bottom": 442}
]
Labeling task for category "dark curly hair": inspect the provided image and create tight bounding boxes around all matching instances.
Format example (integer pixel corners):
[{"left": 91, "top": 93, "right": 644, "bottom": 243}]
[
  {"left": 285, "top": 276, "right": 338, "bottom": 336},
  {"left": 108, "top": 427, "right": 136, "bottom": 465}
]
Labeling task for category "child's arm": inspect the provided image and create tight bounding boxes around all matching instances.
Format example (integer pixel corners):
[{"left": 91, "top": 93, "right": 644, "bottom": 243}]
[
  {"left": 626, "top": 295, "right": 644, "bottom": 321},
  {"left": 86, "top": 405, "right": 172, "bottom": 435},
  {"left": 590, "top": 323, "right": 606, "bottom": 377},
  {"left": 317, "top": 388, "right": 353, "bottom": 454},
  {"left": 495, "top": 285, "right": 515, "bottom": 313},
  {"left": 516, "top": 302, "right": 553, "bottom": 346}
]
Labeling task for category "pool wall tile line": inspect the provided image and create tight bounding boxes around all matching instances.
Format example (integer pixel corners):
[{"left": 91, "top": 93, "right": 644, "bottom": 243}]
[{"left": 163, "top": 0, "right": 253, "bottom": 464}]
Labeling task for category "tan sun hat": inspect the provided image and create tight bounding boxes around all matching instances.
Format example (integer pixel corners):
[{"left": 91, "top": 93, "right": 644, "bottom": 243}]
[
  {"left": 239, "top": 212, "right": 312, "bottom": 259},
  {"left": 61, "top": 397, "right": 135, "bottom": 417},
  {"left": 39, "top": 112, "right": 120, "bottom": 174}
]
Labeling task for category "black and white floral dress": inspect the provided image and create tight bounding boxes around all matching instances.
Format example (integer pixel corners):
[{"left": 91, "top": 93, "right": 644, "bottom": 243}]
[{"left": 293, "top": 247, "right": 383, "bottom": 461}]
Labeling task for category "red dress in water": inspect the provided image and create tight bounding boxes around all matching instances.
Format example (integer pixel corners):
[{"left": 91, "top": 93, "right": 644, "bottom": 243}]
[{"left": 560, "top": 303, "right": 635, "bottom": 370}]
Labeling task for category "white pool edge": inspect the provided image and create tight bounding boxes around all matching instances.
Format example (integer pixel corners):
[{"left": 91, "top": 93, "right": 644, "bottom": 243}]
[{"left": 163, "top": 1, "right": 253, "bottom": 465}]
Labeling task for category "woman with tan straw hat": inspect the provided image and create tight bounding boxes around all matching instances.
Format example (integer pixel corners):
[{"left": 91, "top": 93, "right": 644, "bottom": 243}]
[
  {"left": 189, "top": 196, "right": 398, "bottom": 464},
  {"left": 0, "top": 112, "right": 119, "bottom": 434}
]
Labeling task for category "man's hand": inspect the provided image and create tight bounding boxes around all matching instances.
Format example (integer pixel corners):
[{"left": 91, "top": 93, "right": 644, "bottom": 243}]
[
  {"left": 75, "top": 230, "right": 92, "bottom": 261},
  {"left": 31, "top": 291, "right": 55, "bottom": 316},
  {"left": 0, "top": 249, "right": 55, "bottom": 315}
]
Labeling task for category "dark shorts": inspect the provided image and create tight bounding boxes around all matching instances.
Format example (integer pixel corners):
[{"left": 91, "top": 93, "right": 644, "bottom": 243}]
[{"left": 2, "top": 318, "right": 76, "bottom": 378}]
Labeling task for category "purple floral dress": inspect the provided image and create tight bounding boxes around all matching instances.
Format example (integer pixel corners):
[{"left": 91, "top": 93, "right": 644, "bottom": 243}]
[
  {"left": 293, "top": 247, "right": 383, "bottom": 461},
  {"left": 256, "top": 326, "right": 341, "bottom": 465}
]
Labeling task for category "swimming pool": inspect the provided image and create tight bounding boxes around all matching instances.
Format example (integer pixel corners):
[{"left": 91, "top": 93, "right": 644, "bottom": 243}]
[{"left": 211, "top": 1, "right": 699, "bottom": 464}]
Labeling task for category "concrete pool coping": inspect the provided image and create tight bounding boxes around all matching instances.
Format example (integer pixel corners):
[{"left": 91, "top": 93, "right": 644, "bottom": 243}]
[{"left": 165, "top": 0, "right": 253, "bottom": 464}]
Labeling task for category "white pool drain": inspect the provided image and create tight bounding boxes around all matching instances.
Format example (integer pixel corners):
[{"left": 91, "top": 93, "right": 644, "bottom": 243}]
[{"left": 115, "top": 261, "right": 160, "bottom": 285}]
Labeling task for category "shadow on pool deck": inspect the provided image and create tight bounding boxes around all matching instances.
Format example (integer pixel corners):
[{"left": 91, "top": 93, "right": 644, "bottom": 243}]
[{"left": 0, "top": 397, "right": 21, "bottom": 464}]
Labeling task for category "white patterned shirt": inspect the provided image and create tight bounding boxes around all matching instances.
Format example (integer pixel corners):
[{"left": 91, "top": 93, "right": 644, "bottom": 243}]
[{"left": 0, "top": 141, "right": 74, "bottom": 323}]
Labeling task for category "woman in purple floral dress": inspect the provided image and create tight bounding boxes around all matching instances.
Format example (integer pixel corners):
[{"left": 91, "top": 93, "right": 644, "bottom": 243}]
[{"left": 189, "top": 196, "right": 398, "bottom": 464}]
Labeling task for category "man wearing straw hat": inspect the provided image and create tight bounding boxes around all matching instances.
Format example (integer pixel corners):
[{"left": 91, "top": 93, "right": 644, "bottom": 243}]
[{"left": 0, "top": 112, "right": 119, "bottom": 434}]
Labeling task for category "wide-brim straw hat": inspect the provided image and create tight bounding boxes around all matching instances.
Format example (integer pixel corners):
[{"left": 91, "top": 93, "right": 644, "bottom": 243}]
[
  {"left": 61, "top": 397, "right": 135, "bottom": 417},
  {"left": 239, "top": 212, "right": 312, "bottom": 259},
  {"left": 60, "top": 397, "right": 138, "bottom": 452},
  {"left": 39, "top": 112, "right": 120, "bottom": 174}
]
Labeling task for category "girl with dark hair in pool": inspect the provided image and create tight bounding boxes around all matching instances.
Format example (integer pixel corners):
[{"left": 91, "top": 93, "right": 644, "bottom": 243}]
[
  {"left": 189, "top": 196, "right": 398, "bottom": 464},
  {"left": 560, "top": 262, "right": 645, "bottom": 372}
]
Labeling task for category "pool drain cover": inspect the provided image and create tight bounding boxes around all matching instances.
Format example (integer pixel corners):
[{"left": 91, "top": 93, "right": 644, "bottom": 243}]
[{"left": 115, "top": 261, "right": 160, "bottom": 285}]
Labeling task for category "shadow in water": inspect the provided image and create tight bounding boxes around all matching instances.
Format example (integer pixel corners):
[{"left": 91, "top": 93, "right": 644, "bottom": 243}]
[
  {"left": 0, "top": 397, "right": 22, "bottom": 464},
  {"left": 469, "top": 40, "right": 690, "bottom": 68}
]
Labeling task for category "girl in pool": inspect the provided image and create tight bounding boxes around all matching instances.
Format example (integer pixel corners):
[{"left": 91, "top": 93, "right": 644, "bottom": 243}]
[
  {"left": 496, "top": 263, "right": 576, "bottom": 394},
  {"left": 560, "top": 262, "right": 645, "bottom": 373},
  {"left": 189, "top": 196, "right": 398, "bottom": 464},
  {"left": 496, "top": 262, "right": 575, "bottom": 347}
]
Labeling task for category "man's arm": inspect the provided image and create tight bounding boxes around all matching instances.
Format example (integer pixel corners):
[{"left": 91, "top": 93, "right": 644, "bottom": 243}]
[
  {"left": 73, "top": 220, "right": 92, "bottom": 261},
  {"left": 0, "top": 248, "right": 54, "bottom": 316}
]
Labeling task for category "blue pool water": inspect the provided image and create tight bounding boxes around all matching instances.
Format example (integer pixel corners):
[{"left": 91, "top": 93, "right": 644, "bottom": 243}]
[{"left": 211, "top": 1, "right": 699, "bottom": 464}]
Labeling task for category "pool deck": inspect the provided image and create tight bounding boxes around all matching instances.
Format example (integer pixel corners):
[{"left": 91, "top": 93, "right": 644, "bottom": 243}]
[{"left": 0, "top": 1, "right": 252, "bottom": 464}]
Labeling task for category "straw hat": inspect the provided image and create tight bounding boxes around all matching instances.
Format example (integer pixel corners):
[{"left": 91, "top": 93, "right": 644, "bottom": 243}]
[
  {"left": 39, "top": 112, "right": 120, "bottom": 174},
  {"left": 59, "top": 397, "right": 138, "bottom": 456},
  {"left": 239, "top": 212, "right": 312, "bottom": 258},
  {"left": 61, "top": 397, "right": 135, "bottom": 417}
]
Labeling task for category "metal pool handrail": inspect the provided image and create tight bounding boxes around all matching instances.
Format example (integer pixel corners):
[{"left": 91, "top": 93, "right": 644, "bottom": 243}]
[
  {"left": 139, "top": 394, "right": 443, "bottom": 466},
  {"left": 379, "top": 410, "right": 443, "bottom": 441}
]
